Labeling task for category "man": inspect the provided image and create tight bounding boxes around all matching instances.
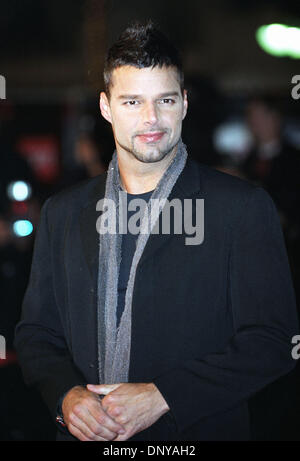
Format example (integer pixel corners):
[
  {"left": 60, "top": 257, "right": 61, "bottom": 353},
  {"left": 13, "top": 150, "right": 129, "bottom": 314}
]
[
  {"left": 242, "top": 96, "right": 300, "bottom": 309},
  {"left": 15, "top": 21, "right": 299, "bottom": 441},
  {"left": 242, "top": 96, "right": 300, "bottom": 229}
]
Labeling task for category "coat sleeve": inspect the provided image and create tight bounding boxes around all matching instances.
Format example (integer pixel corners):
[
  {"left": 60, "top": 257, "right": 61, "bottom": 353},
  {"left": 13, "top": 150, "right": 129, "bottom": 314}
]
[
  {"left": 153, "top": 186, "right": 299, "bottom": 434},
  {"left": 14, "top": 197, "right": 87, "bottom": 422}
]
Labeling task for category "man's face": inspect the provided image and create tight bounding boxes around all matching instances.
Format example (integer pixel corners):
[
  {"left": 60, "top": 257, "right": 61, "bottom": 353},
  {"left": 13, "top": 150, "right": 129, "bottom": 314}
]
[
  {"left": 246, "top": 101, "right": 281, "bottom": 142},
  {"left": 100, "top": 65, "right": 187, "bottom": 163}
]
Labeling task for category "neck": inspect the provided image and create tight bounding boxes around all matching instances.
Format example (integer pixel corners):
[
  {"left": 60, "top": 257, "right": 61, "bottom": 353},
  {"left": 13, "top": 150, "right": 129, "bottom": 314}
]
[{"left": 116, "top": 144, "right": 178, "bottom": 194}]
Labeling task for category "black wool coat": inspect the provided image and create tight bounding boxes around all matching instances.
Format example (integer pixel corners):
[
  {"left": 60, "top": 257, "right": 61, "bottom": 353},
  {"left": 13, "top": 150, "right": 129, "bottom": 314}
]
[{"left": 14, "top": 156, "right": 299, "bottom": 441}]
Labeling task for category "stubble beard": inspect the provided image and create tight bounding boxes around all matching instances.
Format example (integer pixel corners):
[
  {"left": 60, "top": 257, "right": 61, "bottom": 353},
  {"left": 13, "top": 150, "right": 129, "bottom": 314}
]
[{"left": 117, "top": 131, "right": 180, "bottom": 164}]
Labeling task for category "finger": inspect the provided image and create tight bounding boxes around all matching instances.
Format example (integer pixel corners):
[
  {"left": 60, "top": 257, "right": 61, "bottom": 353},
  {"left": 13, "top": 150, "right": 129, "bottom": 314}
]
[
  {"left": 68, "top": 422, "right": 94, "bottom": 442},
  {"left": 69, "top": 411, "right": 117, "bottom": 441},
  {"left": 69, "top": 411, "right": 101, "bottom": 440},
  {"left": 71, "top": 404, "right": 119, "bottom": 441},
  {"left": 88, "top": 401, "right": 126, "bottom": 435},
  {"left": 113, "top": 433, "right": 129, "bottom": 442},
  {"left": 112, "top": 425, "right": 134, "bottom": 442},
  {"left": 87, "top": 383, "right": 122, "bottom": 395}
]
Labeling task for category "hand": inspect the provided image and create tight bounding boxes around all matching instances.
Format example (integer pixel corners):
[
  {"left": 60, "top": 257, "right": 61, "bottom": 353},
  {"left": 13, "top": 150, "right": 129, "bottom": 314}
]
[
  {"left": 87, "top": 382, "right": 170, "bottom": 441},
  {"left": 62, "top": 385, "right": 126, "bottom": 441}
]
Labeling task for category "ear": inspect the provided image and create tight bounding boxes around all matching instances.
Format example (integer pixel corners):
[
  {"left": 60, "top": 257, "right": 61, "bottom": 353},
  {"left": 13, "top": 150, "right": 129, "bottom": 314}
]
[
  {"left": 99, "top": 92, "right": 112, "bottom": 124},
  {"left": 182, "top": 89, "right": 188, "bottom": 120}
]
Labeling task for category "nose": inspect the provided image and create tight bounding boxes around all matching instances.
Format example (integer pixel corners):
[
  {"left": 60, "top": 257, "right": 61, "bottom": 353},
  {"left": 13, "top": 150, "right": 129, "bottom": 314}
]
[{"left": 142, "top": 101, "right": 158, "bottom": 126}]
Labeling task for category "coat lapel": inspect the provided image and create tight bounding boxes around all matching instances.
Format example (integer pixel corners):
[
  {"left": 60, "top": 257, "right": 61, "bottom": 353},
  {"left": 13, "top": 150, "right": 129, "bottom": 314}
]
[
  {"left": 79, "top": 172, "right": 107, "bottom": 280},
  {"left": 139, "top": 156, "right": 203, "bottom": 267}
]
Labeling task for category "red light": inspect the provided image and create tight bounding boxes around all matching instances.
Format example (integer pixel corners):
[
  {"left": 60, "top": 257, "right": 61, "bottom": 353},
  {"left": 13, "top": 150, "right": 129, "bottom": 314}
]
[{"left": 11, "top": 201, "right": 29, "bottom": 215}]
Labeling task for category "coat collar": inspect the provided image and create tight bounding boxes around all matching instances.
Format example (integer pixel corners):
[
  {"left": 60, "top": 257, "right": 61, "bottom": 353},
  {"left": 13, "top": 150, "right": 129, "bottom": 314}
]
[{"left": 79, "top": 155, "right": 202, "bottom": 278}]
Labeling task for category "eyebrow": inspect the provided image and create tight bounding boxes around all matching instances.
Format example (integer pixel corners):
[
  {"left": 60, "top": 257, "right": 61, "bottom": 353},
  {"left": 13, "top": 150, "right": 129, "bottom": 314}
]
[{"left": 118, "top": 91, "right": 180, "bottom": 100}]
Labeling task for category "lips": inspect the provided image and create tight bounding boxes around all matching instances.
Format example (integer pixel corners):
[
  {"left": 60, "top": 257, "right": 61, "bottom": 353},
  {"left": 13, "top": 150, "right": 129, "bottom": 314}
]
[{"left": 137, "top": 132, "right": 165, "bottom": 143}]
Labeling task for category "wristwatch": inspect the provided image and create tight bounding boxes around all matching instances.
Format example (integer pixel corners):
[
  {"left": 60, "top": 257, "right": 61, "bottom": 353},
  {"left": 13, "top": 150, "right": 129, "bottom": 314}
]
[
  {"left": 55, "top": 414, "right": 67, "bottom": 428},
  {"left": 55, "top": 392, "right": 68, "bottom": 428}
]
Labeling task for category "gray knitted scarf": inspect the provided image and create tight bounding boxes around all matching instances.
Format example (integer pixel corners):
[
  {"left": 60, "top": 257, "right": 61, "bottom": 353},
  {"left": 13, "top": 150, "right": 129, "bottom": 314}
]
[{"left": 97, "top": 138, "right": 188, "bottom": 384}]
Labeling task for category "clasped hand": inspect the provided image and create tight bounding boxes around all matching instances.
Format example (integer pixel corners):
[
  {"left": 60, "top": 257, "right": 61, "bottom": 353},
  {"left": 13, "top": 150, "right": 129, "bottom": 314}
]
[{"left": 62, "top": 382, "right": 169, "bottom": 441}]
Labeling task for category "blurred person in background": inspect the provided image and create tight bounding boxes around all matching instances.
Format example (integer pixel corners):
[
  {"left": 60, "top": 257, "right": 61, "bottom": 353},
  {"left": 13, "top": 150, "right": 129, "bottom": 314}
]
[
  {"left": 57, "top": 132, "right": 107, "bottom": 191},
  {"left": 242, "top": 96, "right": 300, "bottom": 233},
  {"left": 240, "top": 98, "right": 300, "bottom": 441},
  {"left": 75, "top": 134, "right": 106, "bottom": 178},
  {"left": 242, "top": 96, "right": 300, "bottom": 307}
]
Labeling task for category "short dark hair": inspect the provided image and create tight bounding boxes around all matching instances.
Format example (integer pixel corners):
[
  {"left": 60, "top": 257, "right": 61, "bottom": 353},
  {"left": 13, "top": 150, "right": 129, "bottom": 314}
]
[
  {"left": 103, "top": 21, "right": 184, "bottom": 98},
  {"left": 246, "top": 94, "right": 282, "bottom": 116}
]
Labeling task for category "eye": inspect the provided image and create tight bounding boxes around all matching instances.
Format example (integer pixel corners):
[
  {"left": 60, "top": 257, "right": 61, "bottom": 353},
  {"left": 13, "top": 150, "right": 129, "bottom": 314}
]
[
  {"left": 158, "top": 98, "right": 175, "bottom": 104},
  {"left": 124, "top": 100, "right": 139, "bottom": 106}
]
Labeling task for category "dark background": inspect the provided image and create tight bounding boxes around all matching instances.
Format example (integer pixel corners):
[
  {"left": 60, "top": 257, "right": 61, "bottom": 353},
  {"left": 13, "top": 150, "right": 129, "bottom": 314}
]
[{"left": 0, "top": 0, "right": 299, "bottom": 440}]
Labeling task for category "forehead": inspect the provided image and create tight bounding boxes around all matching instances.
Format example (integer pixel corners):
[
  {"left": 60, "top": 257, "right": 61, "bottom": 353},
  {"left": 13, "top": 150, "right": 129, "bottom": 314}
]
[{"left": 109, "top": 65, "right": 181, "bottom": 97}]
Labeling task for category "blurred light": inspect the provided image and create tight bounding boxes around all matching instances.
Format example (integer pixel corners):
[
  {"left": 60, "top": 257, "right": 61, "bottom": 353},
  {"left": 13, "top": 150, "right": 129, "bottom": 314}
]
[
  {"left": 13, "top": 220, "right": 33, "bottom": 237},
  {"left": 213, "top": 121, "right": 253, "bottom": 157},
  {"left": 7, "top": 181, "right": 32, "bottom": 201},
  {"left": 256, "top": 24, "right": 300, "bottom": 59}
]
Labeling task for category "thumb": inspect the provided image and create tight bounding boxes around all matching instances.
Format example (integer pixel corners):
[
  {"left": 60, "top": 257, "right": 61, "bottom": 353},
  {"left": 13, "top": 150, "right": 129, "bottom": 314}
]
[{"left": 86, "top": 383, "right": 122, "bottom": 395}]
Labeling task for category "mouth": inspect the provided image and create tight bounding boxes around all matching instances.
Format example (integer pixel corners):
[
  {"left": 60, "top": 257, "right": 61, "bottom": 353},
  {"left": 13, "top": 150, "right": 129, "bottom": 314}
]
[{"left": 136, "top": 132, "right": 165, "bottom": 144}]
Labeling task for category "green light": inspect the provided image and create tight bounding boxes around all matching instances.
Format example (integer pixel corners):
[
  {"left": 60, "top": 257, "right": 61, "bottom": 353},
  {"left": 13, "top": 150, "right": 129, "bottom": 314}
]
[{"left": 256, "top": 24, "right": 300, "bottom": 59}]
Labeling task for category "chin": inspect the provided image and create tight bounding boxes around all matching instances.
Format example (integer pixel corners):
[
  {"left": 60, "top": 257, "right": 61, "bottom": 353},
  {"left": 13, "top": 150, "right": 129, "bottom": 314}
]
[
  {"left": 134, "top": 140, "right": 175, "bottom": 161},
  {"left": 133, "top": 147, "right": 170, "bottom": 163}
]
